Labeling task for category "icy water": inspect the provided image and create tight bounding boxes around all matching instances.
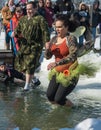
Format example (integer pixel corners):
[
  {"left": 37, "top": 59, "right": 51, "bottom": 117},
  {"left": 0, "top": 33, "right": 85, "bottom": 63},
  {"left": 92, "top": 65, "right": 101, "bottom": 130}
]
[
  {"left": 0, "top": 81, "right": 101, "bottom": 130},
  {"left": 0, "top": 82, "right": 101, "bottom": 130},
  {"left": 0, "top": 51, "right": 101, "bottom": 130}
]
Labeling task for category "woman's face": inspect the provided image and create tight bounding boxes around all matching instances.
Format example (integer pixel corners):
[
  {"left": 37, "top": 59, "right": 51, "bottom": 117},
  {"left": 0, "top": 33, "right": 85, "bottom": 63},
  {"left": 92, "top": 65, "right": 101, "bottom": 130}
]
[
  {"left": 55, "top": 20, "right": 68, "bottom": 37},
  {"left": 45, "top": 0, "right": 51, "bottom": 7},
  {"left": 38, "top": 0, "right": 44, "bottom": 7},
  {"left": 81, "top": 5, "right": 86, "bottom": 10},
  {"left": 15, "top": 9, "right": 23, "bottom": 18}
]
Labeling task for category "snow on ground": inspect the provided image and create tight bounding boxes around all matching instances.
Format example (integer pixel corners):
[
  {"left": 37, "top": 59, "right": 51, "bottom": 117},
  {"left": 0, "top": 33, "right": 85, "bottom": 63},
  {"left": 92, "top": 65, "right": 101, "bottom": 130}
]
[{"left": 59, "top": 118, "right": 101, "bottom": 130}]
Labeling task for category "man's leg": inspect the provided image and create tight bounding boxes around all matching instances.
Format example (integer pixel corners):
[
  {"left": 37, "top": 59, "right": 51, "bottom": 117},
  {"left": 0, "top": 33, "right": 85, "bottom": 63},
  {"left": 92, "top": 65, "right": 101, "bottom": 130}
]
[{"left": 24, "top": 73, "right": 33, "bottom": 90}]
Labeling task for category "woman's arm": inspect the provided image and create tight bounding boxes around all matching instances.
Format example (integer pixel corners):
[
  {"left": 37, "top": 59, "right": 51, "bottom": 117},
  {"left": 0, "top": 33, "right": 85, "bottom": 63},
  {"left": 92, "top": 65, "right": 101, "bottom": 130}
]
[{"left": 44, "top": 42, "right": 53, "bottom": 59}]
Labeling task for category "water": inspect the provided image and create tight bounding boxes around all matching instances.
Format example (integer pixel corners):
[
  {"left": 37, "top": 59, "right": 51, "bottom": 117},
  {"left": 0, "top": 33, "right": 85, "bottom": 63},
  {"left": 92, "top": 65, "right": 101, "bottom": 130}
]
[
  {"left": 0, "top": 50, "right": 101, "bottom": 130},
  {"left": 0, "top": 81, "right": 101, "bottom": 130}
]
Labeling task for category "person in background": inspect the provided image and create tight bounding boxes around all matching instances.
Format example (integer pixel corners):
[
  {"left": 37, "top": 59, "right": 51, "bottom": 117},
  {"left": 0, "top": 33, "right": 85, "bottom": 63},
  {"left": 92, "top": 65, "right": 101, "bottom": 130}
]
[
  {"left": 44, "top": 0, "right": 54, "bottom": 34},
  {"left": 13, "top": 1, "right": 50, "bottom": 91},
  {"left": 37, "top": 0, "right": 46, "bottom": 72},
  {"left": 1, "top": 2, "right": 13, "bottom": 49},
  {"left": 0, "top": 61, "right": 25, "bottom": 83},
  {"left": 8, "top": 6, "right": 23, "bottom": 55},
  {"left": 18, "top": 0, "right": 27, "bottom": 4},
  {"left": 37, "top": 0, "right": 46, "bottom": 18},
  {"left": 8, "top": 0, "right": 16, "bottom": 14},
  {"left": 72, "top": 3, "right": 92, "bottom": 47},
  {"left": 0, "top": 61, "right": 41, "bottom": 88},
  {"left": 91, "top": 0, "right": 101, "bottom": 40},
  {"left": 45, "top": 14, "right": 79, "bottom": 107},
  {"left": 54, "top": 0, "right": 74, "bottom": 15},
  {"left": 17, "top": 0, "right": 27, "bottom": 15},
  {"left": 77, "top": 2, "right": 91, "bottom": 47}
]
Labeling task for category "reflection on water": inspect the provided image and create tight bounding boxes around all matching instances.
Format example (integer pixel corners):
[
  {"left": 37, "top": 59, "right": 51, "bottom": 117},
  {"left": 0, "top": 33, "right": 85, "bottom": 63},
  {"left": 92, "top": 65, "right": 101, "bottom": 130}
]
[{"left": 0, "top": 82, "right": 101, "bottom": 130}]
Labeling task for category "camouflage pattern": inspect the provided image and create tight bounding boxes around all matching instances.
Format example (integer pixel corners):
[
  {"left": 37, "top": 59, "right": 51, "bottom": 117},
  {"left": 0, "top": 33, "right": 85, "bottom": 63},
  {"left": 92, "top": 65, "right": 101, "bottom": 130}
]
[{"left": 14, "top": 13, "right": 50, "bottom": 74}]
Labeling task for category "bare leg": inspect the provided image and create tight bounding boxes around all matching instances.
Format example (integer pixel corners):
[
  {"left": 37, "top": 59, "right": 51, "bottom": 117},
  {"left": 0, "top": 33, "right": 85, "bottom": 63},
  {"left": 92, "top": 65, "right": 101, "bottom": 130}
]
[
  {"left": 24, "top": 73, "right": 33, "bottom": 90},
  {"left": 26, "top": 73, "right": 33, "bottom": 83}
]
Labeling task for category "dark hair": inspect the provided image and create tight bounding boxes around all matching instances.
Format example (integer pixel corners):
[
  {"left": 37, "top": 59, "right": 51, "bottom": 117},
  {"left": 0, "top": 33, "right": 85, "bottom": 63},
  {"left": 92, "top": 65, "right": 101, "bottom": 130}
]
[
  {"left": 55, "top": 14, "right": 79, "bottom": 32},
  {"left": 0, "top": 61, "right": 6, "bottom": 66},
  {"left": 26, "top": 1, "right": 37, "bottom": 8},
  {"left": 93, "top": 0, "right": 100, "bottom": 6}
]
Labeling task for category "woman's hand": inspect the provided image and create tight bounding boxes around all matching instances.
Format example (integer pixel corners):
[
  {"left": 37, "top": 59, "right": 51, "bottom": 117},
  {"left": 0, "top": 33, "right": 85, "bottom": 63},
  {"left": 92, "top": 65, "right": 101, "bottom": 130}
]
[{"left": 47, "top": 62, "right": 56, "bottom": 70}]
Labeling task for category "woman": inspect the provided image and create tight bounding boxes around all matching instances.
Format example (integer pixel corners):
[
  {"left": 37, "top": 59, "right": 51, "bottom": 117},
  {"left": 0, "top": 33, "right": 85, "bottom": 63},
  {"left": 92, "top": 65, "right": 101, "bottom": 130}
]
[
  {"left": 9, "top": 6, "right": 23, "bottom": 55},
  {"left": 45, "top": 14, "right": 79, "bottom": 107},
  {"left": 91, "top": 0, "right": 101, "bottom": 40},
  {"left": 1, "top": 3, "right": 13, "bottom": 49},
  {"left": 44, "top": 0, "right": 54, "bottom": 34},
  {"left": 8, "top": 0, "right": 16, "bottom": 14},
  {"left": 78, "top": 2, "right": 91, "bottom": 47},
  {"left": 37, "top": 0, "right": 46, "bottom": 18}
]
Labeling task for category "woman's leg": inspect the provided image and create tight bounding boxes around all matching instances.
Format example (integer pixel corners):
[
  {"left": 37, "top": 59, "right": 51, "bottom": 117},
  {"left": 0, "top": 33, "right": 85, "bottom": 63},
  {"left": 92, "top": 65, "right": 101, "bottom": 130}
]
[
  {"left": 47, "top": 75, "right": 59, "bottom": 102},
  {"left": 54, "top": 79, "right": 78, "bottom": 107}
]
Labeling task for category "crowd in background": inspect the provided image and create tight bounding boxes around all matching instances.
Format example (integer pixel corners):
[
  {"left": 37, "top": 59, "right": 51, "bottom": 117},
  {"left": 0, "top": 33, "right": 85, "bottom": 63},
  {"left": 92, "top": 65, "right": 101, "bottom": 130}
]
[{"left": 0, "top": 0, "right": 101, "bottom": 51}]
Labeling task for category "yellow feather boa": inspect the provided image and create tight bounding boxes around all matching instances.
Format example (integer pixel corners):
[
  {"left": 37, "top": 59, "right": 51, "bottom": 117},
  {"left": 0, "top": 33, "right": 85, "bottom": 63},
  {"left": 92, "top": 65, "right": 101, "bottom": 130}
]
[{"left": 48, "top": 61, "right": 98, "bottom": 87}]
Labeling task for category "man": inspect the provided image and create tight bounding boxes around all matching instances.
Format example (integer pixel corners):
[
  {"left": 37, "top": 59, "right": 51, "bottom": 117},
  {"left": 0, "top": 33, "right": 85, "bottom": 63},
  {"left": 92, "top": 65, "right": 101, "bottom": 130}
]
[
  {"left": 13, "top": 1, "right": 50, "bottom": 91},
  {"left": 0, "top": 61, "right": 25, "bottom": 83}
]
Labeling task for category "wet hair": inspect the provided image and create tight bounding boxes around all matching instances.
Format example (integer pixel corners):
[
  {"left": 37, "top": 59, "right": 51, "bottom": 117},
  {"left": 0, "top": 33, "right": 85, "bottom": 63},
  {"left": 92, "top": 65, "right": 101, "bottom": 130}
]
[{"left": 55, "top": 14, "right": 79, "bottom": 32}]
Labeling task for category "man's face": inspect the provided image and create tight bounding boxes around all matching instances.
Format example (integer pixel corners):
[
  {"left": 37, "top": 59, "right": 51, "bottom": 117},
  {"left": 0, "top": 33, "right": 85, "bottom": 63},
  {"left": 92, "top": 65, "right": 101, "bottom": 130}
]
[
  {"left": 26, "top": 4, "right": 36, "bottom": 19},
  {"left": 0, "top": 65, "right": 6, "bottom": 72}
]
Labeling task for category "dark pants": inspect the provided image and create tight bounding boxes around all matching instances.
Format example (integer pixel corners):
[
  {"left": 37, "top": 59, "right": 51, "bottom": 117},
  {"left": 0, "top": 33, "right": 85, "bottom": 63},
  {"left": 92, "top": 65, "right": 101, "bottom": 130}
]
[
  {"left": 47, "top": 75, "right": 78, "bottom": 105},
  {"left": 9, "top": 68, "right": 25, "bottom": 80},
  {"left": 3, "top": 68, "right": 25, "bottom": 82}
]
